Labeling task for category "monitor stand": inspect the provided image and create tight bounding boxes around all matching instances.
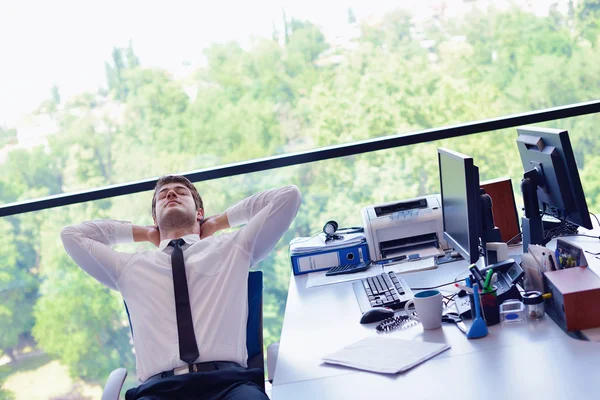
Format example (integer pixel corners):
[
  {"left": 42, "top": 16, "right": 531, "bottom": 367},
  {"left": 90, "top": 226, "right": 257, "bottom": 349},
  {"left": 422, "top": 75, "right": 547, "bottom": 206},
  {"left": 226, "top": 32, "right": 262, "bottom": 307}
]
[{"left": 521, "top": 169, "right": 544, "bottom": 251}]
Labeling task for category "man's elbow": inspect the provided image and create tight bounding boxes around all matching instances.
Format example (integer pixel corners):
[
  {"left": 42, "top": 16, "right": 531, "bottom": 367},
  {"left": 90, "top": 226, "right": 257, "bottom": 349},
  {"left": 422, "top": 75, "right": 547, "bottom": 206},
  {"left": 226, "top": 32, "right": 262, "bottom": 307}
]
[
  {"left": 60, "top": 225, "right": 79, "bottom": 248},
  {"left": 283, "top": 185, "right": 302, "bottom": 211},
  {"left": 282, "top": 185, "right": 302, "bottom": 212}
]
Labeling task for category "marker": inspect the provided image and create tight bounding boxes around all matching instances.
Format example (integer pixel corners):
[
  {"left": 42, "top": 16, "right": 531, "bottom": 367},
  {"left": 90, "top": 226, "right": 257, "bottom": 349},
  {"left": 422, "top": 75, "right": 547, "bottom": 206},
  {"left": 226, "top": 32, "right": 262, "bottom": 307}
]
[
  {"left": 548, "top": 254, "right": 557, "bottom": 271},
  {"left": 483, "top": 269, "right": 494, "bottom": 292},
  {"left": 469, "top": 264, "right": 486, "bottom": 288}
]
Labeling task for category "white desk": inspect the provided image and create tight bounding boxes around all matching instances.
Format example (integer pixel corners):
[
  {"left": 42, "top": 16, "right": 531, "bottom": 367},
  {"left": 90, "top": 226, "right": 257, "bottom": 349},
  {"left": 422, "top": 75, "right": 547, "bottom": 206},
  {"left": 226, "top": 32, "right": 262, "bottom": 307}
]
[{"left": 271, "top": 251, "right": 600, "bottom": 399}]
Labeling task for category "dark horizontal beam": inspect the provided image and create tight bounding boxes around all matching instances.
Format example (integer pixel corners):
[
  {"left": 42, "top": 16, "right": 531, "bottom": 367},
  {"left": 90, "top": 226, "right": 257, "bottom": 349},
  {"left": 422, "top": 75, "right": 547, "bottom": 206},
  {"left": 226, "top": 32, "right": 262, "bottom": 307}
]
[{"left": 2, "top": 99, "right": 600, "bottom": 217}]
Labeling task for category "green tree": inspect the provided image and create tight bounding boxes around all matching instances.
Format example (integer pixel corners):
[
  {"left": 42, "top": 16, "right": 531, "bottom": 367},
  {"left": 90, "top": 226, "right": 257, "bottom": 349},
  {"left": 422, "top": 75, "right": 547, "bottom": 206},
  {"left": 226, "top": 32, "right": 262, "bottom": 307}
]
[
  {"left": 0, "top": 219, "right": 37, "bottom": 362},
  {"left": 0, "top": 126, "right": 17, "bottom": 147},
  {"left": 51, "top": 84, "right": 61, "bottom": 106},
  {"left": 348, "top": 8, "right": 356, "bottom": 24},
  {"left": 105, "top": 42, "right": 140, "bottom": 101},
  {"left": 577, "top": 0, "right": 600, "bottom": 46}
]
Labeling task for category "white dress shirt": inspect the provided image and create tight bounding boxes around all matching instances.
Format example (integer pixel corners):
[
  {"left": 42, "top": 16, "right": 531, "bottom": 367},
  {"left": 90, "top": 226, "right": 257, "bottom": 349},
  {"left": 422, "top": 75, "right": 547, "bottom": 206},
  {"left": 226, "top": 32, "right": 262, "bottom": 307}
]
[{"left": 60, "top": 185, "right": 301, "bottom": 382}]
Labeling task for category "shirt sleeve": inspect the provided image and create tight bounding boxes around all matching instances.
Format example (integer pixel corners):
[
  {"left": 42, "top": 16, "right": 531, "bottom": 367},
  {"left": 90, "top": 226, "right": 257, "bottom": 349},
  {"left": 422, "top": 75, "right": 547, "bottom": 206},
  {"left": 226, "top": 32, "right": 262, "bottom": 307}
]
[
  {"left": 226, "top": 185, "right": 302, "bottom": 264},
  {"left": 60, "top": 220, "right": 135, "bottom": 291}
]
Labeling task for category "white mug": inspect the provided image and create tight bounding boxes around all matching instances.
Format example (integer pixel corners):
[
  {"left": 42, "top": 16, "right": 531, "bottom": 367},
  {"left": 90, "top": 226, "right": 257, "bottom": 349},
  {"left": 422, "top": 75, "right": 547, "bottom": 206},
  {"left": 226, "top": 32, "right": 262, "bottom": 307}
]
[{"left": 404, "top": 290, "right": 443, "bottom": 330}]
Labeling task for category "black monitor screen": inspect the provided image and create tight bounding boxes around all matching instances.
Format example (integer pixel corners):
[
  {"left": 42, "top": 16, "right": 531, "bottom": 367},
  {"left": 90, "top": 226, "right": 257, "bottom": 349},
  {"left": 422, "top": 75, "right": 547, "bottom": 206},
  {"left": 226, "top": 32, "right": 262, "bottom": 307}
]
[
  {"left": 438, "top": 148, "right": 480, "bottom": 264},
  {"left": 516, "top": 127, "right": 592, "bottom": 230}
]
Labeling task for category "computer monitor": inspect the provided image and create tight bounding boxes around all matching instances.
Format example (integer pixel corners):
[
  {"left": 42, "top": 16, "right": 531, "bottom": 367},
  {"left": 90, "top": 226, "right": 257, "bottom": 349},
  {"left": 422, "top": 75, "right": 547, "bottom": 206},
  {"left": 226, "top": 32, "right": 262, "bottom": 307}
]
[
  {"left": 438, "top": 148, "right": 481, "bottom": 264},
  {"left": 516, "top": 127, "right": 592, "bottom": 251}
]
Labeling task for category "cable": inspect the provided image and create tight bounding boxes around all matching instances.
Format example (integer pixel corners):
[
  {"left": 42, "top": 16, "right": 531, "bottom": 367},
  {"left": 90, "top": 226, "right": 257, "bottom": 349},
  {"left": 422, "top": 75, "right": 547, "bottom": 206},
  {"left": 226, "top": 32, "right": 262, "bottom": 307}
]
[
  {"left": 591, "top": 212, "right": 600, "bottom": 228},
  {"left": 506, "top": 231, "right": 522, "bottom": 245},
  {"left": 557, "top": 234, "right": 600, "bottom": 240},
  {"left": 410, "top": 278, "right": 466, "bottom": 291},
  {"left": 442, "top": 292, "right": 458, "bottom": 308}
]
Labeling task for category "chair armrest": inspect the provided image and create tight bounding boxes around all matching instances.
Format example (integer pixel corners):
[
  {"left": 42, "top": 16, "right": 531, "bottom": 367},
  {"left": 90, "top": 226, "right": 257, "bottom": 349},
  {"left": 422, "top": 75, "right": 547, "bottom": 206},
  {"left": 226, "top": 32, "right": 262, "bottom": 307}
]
[
  {"left": 101, "top": 368, "right": 128, "bottom": 400},
  {"left": 267, "top": 342, "right": 279, "bottom": 382}
]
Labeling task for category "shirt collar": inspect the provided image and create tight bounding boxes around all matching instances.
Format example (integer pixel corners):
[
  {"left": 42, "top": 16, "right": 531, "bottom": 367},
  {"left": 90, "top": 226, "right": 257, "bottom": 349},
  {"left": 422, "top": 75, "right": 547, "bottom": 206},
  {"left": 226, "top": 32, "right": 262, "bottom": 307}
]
[{"left": 158, "top": 234, "right": 200, "bottom": 252}]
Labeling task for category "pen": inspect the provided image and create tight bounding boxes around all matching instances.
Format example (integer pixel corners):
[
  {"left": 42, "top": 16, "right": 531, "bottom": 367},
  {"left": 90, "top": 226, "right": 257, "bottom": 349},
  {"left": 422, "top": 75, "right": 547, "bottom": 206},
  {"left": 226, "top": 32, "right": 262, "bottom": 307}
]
[
  {"left": 483, "top": 269, "right": 494, "bottom": 292},
  {"left": 465, "top": 277, "right": 472, "bottom": 288}
]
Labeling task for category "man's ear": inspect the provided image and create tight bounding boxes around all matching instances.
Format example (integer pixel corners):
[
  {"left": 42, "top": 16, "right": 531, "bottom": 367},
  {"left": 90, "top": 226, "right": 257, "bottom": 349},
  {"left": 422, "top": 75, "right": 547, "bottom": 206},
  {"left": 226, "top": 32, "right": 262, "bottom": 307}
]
[
  {"left": 197, "top": 209, "right": 204, "bottom": 222},
  {"left": 153, "top": 216, "right": 158, "bottom": 229}
]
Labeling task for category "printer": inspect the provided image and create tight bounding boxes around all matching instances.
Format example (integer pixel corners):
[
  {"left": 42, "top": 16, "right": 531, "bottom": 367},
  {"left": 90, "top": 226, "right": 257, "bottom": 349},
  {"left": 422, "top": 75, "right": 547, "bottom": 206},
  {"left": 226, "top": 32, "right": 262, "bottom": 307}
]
[{"left": 361, "top": 194, "right": 449, "bottom": 262}]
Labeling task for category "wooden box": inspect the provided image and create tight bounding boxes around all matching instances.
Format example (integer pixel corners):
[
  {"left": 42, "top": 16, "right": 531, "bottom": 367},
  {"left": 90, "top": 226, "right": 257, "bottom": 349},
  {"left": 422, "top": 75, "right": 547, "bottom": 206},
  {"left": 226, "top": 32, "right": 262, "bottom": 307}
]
[{"left": 544, "top": 267, "right": 600, "bottom": 331}]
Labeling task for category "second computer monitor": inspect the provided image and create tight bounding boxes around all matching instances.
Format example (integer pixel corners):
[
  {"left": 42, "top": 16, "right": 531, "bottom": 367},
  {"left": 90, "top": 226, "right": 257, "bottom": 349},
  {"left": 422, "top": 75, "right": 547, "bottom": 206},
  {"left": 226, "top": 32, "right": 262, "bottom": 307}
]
[
  {"left": 438, "top": 148, "right": 480, "bottom": 264},
  {"left": 516, "top": 126, "right": 592, "bottom": 249}
]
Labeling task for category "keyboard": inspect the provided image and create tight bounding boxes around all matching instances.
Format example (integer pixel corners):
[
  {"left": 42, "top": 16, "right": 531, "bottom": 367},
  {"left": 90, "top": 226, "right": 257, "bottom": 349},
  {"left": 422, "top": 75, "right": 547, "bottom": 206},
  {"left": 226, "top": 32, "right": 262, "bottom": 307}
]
[
  {"left": 353, "top": 271, "right": 415, "bottom": 314},
  {"left": 326, "top": 261, "right": 371, "bottom": 276}
]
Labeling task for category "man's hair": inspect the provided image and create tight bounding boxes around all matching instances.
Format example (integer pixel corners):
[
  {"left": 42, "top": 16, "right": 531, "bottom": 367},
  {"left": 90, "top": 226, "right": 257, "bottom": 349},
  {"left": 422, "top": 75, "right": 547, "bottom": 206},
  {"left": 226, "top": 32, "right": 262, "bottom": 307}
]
[{"left": 152, "top": 175, "right": 203, "bottom": 219}]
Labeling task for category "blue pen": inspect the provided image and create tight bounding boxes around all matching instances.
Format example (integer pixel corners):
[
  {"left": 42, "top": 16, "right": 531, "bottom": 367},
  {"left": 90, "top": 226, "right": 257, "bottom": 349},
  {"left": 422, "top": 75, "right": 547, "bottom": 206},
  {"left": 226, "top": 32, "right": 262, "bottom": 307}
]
[{"left": 465, "top": 276, "right": 472, "bottom": 288}]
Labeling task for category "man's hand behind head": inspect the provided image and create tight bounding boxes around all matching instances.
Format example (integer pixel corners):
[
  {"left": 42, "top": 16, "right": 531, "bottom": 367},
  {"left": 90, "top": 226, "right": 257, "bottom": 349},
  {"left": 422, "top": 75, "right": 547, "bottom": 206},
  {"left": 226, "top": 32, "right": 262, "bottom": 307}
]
[
  {"left": 200, "top": 216, "right": 218, "bottom": 239},
  {"left": 147, "top": 226, "right": 160, "bottom": 247},
  {"left": 132, "top": 225, "right": 161, "bottom": 246}
]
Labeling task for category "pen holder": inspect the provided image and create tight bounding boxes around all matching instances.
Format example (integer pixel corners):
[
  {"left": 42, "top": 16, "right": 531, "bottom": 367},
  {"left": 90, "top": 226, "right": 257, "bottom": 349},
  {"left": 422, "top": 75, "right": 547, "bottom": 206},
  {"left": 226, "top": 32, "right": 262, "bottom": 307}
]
[{"left": 469, "top": 288, "right": 500, "bottom": 326}]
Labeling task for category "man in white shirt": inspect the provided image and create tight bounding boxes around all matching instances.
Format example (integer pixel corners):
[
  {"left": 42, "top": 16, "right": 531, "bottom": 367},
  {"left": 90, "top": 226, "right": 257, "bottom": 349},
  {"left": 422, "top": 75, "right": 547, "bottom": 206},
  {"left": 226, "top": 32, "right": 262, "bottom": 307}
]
[{"left": 61, "top": 175, "right": 302, "bottom": 400}]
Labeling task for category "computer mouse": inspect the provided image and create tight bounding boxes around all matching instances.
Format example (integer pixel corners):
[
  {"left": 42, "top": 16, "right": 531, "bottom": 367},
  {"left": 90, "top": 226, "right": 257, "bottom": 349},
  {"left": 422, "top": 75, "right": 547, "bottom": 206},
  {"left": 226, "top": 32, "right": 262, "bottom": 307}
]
[
  {"left": 360, "top": 307, "right": 395, "bottom": 324},
  {"left": 451, "top": 251, "right": 460, "bottom": 258}
]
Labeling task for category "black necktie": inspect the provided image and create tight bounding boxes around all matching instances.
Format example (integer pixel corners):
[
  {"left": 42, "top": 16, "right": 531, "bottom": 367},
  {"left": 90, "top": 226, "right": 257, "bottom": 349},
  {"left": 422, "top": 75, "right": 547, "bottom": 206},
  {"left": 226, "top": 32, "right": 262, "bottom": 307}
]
[{"left": 169, "top": 238, "right": 200, "bottom": 364}]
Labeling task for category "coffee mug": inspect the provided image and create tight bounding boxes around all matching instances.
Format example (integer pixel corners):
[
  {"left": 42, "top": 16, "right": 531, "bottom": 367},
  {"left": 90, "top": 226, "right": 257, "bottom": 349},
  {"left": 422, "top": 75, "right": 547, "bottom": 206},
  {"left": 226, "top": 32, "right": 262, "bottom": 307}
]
[{"left": 404, "top": 290, "right": 443, "bottom": 329}]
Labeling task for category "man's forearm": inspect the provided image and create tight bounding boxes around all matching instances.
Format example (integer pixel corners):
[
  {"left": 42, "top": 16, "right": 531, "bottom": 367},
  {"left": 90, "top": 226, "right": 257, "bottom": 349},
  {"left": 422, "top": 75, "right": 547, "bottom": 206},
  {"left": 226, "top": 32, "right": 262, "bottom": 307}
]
[
  {"left": 132, "top": 225, "right": 160, "bottom": 246},
  {"left": 226, "top": 185, "right": 301, "bottom": 262},
  {"left": 60, "top": 220, "right": 135, "bottom": 290}
]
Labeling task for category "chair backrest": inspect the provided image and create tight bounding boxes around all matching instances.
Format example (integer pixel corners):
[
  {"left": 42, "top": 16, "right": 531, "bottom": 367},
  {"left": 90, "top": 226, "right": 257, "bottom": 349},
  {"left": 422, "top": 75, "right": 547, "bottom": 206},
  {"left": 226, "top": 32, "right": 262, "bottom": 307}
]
[
  {"left": 246, "top": 270, "right": 264, "bottom": 372},
  {"left": 123, "top": 270, "right": 264, "bottom": 381}
]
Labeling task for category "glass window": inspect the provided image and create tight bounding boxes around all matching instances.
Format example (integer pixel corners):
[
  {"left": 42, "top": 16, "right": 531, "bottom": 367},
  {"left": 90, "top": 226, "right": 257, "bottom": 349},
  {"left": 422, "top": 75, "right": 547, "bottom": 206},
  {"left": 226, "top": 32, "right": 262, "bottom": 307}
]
[{"left": 2, "top": 113, "right": 599, "bottom": 398}]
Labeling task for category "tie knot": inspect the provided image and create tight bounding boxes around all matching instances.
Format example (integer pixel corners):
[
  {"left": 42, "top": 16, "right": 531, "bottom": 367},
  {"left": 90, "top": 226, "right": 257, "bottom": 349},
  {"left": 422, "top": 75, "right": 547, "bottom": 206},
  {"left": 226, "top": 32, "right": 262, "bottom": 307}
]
[{"left": 169, "top": 238, "right": 186, "bottom": 248}]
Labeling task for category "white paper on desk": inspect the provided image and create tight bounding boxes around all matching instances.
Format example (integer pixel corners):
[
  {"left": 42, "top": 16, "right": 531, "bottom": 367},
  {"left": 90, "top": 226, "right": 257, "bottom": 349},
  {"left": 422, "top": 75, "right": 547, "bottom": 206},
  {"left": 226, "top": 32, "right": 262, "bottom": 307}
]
[
  {"left": 322, "top": 337, "right": 450, "bottom": 374},
  {"left": 385, "top": 244, "right": 444, "bottom": 260},
  {"left": 383, "top": 257, "right": 437, "bottom": 275},
  {"left": 305, "top": 266, "right": 383, "bottom": 288}
]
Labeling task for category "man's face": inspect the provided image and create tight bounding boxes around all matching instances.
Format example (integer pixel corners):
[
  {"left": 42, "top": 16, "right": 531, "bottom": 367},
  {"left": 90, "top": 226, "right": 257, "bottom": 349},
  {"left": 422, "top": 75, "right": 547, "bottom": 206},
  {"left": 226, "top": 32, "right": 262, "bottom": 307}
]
[{"left": 153, "top": 182, "right": 203, "bottom": 230}]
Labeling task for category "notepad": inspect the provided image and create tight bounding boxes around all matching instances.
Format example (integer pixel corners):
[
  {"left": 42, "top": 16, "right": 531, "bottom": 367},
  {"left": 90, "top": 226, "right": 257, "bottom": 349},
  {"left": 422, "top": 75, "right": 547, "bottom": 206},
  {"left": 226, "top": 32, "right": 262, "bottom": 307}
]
[{"left": 322, "top": 337, "right": 450, "bottom": 374}]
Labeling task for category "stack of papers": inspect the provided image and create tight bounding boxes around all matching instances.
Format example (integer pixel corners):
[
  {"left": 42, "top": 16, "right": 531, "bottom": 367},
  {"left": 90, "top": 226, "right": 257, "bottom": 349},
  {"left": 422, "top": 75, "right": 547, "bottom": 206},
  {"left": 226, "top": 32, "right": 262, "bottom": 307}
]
[
  {"left": 290, "top": 232, "right": 366, "bottom": 254},
  {"left": 322, "top": 337, "right": 450, "bottom": 374}
]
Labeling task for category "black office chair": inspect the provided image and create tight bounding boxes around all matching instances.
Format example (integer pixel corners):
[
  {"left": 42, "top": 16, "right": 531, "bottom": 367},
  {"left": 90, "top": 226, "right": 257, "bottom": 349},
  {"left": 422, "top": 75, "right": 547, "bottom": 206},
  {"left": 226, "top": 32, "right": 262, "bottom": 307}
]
[{"left": 101, "top": 271, "right": 265, "bottom": 400}]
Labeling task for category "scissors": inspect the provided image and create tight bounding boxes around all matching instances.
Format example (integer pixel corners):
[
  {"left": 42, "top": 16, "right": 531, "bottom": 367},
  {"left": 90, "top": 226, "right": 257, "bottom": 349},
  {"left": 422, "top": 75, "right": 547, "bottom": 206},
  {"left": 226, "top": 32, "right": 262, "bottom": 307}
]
[{"left": 442, "top": 312, "right": 467, "bottom": 334}]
